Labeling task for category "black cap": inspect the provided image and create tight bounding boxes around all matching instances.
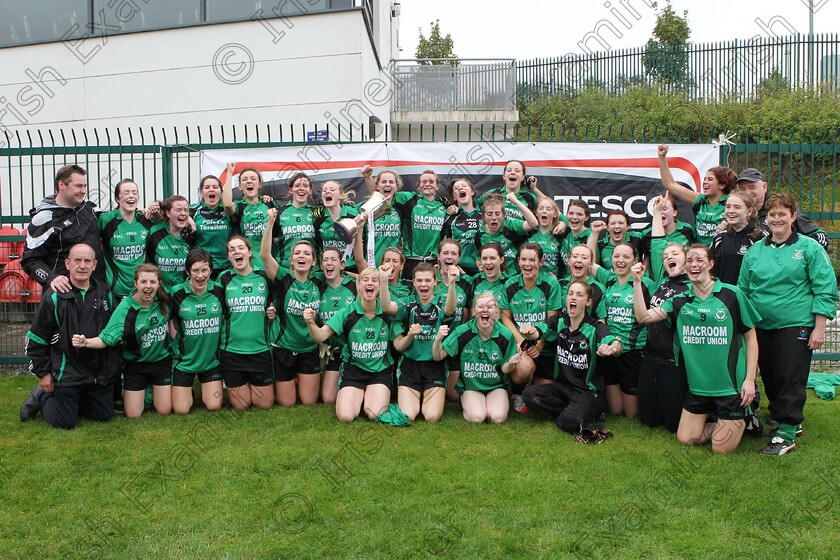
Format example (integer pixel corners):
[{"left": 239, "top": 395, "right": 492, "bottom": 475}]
[{"left": 736, "top": 168, "right": 766, "bottom": 183}]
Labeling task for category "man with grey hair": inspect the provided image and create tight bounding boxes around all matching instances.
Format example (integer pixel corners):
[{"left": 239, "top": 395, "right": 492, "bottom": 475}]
[{"left": 735, "top": 168, "right": 828, "bottom": 249}]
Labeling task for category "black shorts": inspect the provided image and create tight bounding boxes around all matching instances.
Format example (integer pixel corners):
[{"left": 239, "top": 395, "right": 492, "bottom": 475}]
[
  {"left": 220, "top": 349, "right": 274, "bottom": 388},
  {"left": 599, "top": 349, "right": 643, "bottom": 395},
  {"left": 446, "top": 356, "right": 460, "bottom": 372},
  {"left": 272, "top": 346, "right": 321, "bottom": 381},
  {"left": 123, "top": 358, "right": 172, "bottom": 391},
  {"left": 339, "top": 362, "right": 394, "bottom": 391},
  {"left": 172, "top": 367, "right": 222, "bottom": 387},
  {"left": 398, "top": 357, "right": 447, "bottom": 392},
  {"left": 683, "top": 392, "right": 746, "bottom": 421},
  {"left": 533, "top": 354, "right": 556, "bottom": 381}
]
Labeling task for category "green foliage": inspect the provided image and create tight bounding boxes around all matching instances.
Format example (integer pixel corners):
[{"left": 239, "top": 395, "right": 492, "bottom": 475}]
[
  {"left": 644, "top": 2, "right": 691, "bottom": 86},
  {"left": 518, "top": 84, "right": 840, "bottom": 143},
  {"left": 415, "top": 20, "right": 457, "bottom": 64}
]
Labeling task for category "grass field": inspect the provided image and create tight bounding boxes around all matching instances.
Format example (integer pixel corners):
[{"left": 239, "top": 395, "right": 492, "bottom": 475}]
[{"left": 1, "top": 374, "right": 839, "bottom": 560}]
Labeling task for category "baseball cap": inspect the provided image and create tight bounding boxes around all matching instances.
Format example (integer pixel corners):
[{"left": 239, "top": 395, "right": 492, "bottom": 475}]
[{"left": 736, "top": 168, "right": 766, "bottom": 183}]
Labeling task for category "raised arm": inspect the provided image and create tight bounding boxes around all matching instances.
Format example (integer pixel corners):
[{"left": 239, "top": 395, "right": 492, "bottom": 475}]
[
  {"left": 260, "top": 208, "right": 280, "bottom": 280},
  {"left": 658, "top": 144, "right": 700, "bottom": 205},
  {"left": 431, "top": 324, "right": 451, "bottom": 361},
  {"left": 587, "top": 220, "right": 606, "bottom": 263},
  {"left": 222, "top": 161, "right": 237, "bottom": 216},
  {"left": 508, "top": 192, "right": 538, "bottom": 231},
  {"left": 378, "top": 264, "right": 398, "bottom": 314},
  {"left": 303, "top": 308, "right": 335, "bottom": 343},
  {"left": 631, "top": 263, "right": 667, "bottom": 323}
]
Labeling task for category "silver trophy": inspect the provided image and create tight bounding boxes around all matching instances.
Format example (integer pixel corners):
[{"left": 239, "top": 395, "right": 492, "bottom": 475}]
[{"left": 334, "top": 192, "right": 391, "bottom": 243}]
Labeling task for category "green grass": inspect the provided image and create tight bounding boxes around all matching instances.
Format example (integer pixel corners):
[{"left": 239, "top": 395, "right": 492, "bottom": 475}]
[{"left": 2, "top": 375, "right": 840, "bottom": 560}]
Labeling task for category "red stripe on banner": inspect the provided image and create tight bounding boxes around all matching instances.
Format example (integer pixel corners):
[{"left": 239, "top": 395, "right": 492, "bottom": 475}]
[{"left": 219, "top": 157, "right": 702, "bottom": 191}]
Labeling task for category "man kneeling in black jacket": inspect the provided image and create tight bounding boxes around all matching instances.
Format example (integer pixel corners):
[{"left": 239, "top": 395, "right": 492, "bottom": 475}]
[{"left": 20, "top": 243, "right": 121, "bottom": 429}]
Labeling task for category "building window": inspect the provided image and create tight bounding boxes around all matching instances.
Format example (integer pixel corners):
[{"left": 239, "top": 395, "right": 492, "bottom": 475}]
[
  {"left": 0, "top": 1, "right": 88, "bottom": 48},
  {"left": 206, "top": 1, "right": 329, "bottom": 23},
  {"left": 1, "top": 0, "right": 364, "bottom": 48},
  {"left": 92, "top": 0, "right": 201, "bottom": 33}
]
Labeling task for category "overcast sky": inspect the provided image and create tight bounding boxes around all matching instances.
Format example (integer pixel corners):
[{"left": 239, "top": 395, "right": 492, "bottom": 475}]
[{"left": 397, "top": 0, "right": 839, "bottom": 61}]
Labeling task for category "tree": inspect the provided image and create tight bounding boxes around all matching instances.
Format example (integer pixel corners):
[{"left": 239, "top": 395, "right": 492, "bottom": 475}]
[
  {"left": 416, "top": 20, "right": 457, "bottom": 65},
  {"left": 643, "top": 1, "right": 691, "bottom": 87}
]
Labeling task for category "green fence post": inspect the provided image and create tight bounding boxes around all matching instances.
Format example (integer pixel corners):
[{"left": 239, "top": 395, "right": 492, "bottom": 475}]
[{"left": 160, "top": 145, "right": 174, "bottom": 200}]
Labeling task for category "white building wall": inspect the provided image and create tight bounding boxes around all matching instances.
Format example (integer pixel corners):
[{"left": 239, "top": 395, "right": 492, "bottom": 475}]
[{"left": 0, "top": 8, "right": 394, "bottom": 140}]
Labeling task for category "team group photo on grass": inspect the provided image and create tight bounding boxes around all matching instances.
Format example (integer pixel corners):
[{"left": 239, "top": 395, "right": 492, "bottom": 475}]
[{"left": 15, "top": 147, "right": 837, "bottom": 459}]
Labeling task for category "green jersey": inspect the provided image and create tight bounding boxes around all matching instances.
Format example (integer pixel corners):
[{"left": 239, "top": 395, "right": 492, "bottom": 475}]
[
  {"left": 190, "top": 202, "right": 232, "bottom": 271},
  {"left": 595, "top": 231, "right": 643, "bottom": 270},
  {"left": 313, "top": 205, "right": 358, "bottom": 268},
  {"left": 440, "top": 208, "right": 482, "bottom": 271},
  {"left": 318, "top": 275, "right": 357, "bottom": 352},
  {"left": 230, "top": 199, "right": 278, "bottom": 269},
  {"left": 393, "top": 192, "right": 447, "bottom": 258},
  {"left": 499, "top": 270, "right": 563, "bottom": 328},
  {"left": 499, "top": 270, "right": 563, "bottom": 355},
  {"left": 170, "top": 280, "right": 225, "bottom": 373},
  {"left": 738, "top": 232, "right": 838, "bottom": 330},
  {"left": 98, "top": 209, "right": 155, "bottom": 298},
  {"left": 471, "top": 272, "right": 509, "bottom": 303},
  {"left": 99, "top": 295, "right": 170, "bottom": 363},
  {"left": 433, "top": 270, "right": 473, "bottom": 326},
  {"left": 442, "top": 319, "right": 517, "bottom": 393},
  {"left": 394, "top": 294, "right": 453, "bottom": 363},
  {"left": 692, "top": 194, "right": 727, "bottom": 246},
  {"left": 477, "top": 186, "right": 537, "bottom": 222},
  {"left": 389, "top": 279, "right": 413, "bottom": 301},
  {"left": 474, "top": 218, "right": 528, "bottom": 271},
  {"left": 595, "top": 267, "right": 656, "bottom": 351},
  {"left": 270, "top": 268, "right": 325, "bottom": 353},
  {"left": 326, "top": 300, "right": 395, "bottom": 373},
  {"left": 145, "top": 223, "right": 193, "bottom": 291},
  {"left": 217, "top": 269, "right": 271, "bottom": 355},
  {"left": 560, "top": 227, "right": 591, "bottom": 269},
  {"left": 276, "top": 203, "right": 316, "bottom": 269},
  {"left": 660, "top": 279, "right": 759, "bottom": 396},
  {"left": 528, "top": 229, "right": 564, "bottom": 277}
]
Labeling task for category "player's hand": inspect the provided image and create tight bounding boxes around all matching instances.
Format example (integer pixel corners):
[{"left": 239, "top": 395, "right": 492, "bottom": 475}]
[
  {"left": 631, "top": 262, "right": 646, "bottom": 282},
  {"left": 447, "top": 265, "right": 461, "bottom": 281},
  {"left": 266, "top": 207, "right": 278, "bottom": 224},
  {"left": 597, "top": 340, "right": 622, "bottom": 357},
  {"left": 447, "top": 204, "right": 458, "bottom": 215},
  {"left": 658, "top": 144, "right": 668, "bottom": 158},
  {"left": 262, "top": 195, "right": 273, "bottom": 205},
  {"left": 740, "top": 378, "right": 756, "bottom": 408},
  {"left": 524, "top": 343, "right": 540, "bottom": 359},
  {"left": 408, "top": 323, "right": 422, "bottom": 336},
  {"left": 266, "top": 303, "right": 277, "bottom": 321},
  {"left": 379, "top": 263, "right": 393, "bottom": 282},
  {"left": 71, "top": 334, "right": 87, "bottom": 348},
  {"left": 361, "top": 164, "right": 373, "bottom": 179},
  {"left": 591, "top": 220, "right": 606, "bottom": 234},
  {"left": 808, "top": 326, "right": 826, "bottom": 350},
  {"left": 50, "top": 275, "right": 72, "bottom": 294},
  {"left": 435, "top": 325, "right": 450, "bottom": 341},
  {"left": 39, "top": 375, "right": 54, "bottom": 393},
  {"left": 508, "top": 350, "right": 523, "bottom": 366},
  {"left": 505, "top": 192, "right": 517, "bottom": 203},
  {"left": 303, "top": 308, "right": 316, "bottom": 324},
  {"left": 553, "top": 221, "right": 567, "bottom": 236},
  {"left": 519, "top": 324, "right": 537, "bottom": 338},
  {"left": 527, "top": 176, "right": 538, "bottom": 190},
  {"left": 227, "top": 161, "right": 236, "bottom": 174}
]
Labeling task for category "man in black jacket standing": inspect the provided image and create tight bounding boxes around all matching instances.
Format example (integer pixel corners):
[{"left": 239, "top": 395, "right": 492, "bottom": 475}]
[
  {"left": 20, "top": 243, "right": 119, "bottom": 429},
  {"left": 21, "top": 164, "right": 104, "bottom": 292}
]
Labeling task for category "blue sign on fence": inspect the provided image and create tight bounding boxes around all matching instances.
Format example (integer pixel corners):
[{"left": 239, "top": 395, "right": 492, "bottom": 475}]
[{"left": 307, "top": 130, "right": 329, "bottom": 143}]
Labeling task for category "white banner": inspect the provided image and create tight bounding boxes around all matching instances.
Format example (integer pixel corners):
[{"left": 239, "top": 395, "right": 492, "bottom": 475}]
[{"left": 200, "top": 142, "right": 719, "bottom": 226}]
